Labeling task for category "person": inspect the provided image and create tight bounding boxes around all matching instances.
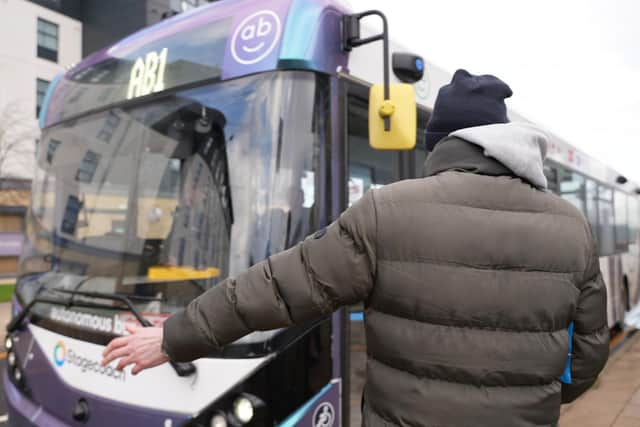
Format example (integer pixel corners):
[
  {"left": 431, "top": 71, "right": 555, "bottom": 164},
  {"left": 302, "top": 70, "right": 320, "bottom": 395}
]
[{"left": 102, "top": 69, "right": 609, "bottom": 426}]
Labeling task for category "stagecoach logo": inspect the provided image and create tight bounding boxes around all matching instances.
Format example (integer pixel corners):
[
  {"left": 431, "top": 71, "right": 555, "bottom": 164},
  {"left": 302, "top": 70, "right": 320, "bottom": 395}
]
[
  {"left": 51, "top": 340, "right": 126, "bottom": 382},
  {"left": 53, "top": 341, "right": 67, "bottom": 367},
  {"left": 312, "top": 402, "right": 335, "bottom": 427},
  {"left": 231, "top": 10, "right": 282, "bottom": 65}
]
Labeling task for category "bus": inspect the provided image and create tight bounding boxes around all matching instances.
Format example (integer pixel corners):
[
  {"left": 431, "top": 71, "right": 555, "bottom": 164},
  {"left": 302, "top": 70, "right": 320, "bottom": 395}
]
[
  {"left": 541, "top": 131, "right": 640, "bottom": 330},
  {"left": 4, "top": 0, "right": 639, "bottom": 426}
]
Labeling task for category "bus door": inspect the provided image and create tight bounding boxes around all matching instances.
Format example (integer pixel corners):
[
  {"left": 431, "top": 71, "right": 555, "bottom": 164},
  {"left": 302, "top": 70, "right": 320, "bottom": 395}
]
[{"left": 342, "top": 79, "right": 428, "bottom": 425}]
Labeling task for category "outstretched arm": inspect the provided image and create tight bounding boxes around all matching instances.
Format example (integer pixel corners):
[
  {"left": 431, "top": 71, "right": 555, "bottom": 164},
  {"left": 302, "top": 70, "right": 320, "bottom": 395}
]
[{"left": 102, "top": 190, "right": 378, "bottom": 371}]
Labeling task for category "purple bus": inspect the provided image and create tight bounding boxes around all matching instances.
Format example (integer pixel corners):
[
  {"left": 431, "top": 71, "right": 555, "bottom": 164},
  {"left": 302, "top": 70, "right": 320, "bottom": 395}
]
[
  {"left": 7, "top": 0, "right": 640, "bottom": 425},
  {"left": 3, "top": 0, "right": 431, "bottom": 426}
]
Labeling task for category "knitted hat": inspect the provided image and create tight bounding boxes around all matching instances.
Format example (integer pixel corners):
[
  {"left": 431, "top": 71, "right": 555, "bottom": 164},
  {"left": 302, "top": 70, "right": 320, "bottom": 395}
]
[{"left": 425, "top": 69, "right": 513, "bottom": 151}]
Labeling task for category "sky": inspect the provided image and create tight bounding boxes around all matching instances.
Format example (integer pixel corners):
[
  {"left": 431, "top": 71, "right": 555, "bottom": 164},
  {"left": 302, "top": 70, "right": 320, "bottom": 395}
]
[{"left": 352, "top": 0, "right": 640, "bottom": 181}]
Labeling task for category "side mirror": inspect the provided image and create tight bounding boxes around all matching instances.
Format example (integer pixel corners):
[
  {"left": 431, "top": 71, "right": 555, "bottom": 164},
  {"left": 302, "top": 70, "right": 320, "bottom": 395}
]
[{"left": 368, "top": 83, "right": 417, "bottom": 150}]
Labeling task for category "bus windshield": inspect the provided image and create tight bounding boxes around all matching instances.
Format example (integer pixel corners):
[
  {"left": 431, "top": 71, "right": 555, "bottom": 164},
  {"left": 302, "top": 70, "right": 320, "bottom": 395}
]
[{"left": 19, "top": 71, "right": 325, "bottom": 350}]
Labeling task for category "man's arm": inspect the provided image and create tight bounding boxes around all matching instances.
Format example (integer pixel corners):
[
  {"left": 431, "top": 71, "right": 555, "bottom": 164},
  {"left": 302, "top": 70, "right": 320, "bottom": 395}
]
[
  {"left": 163, "top": 190, "right": 378, "bottom": 362},
  {"left": 561, "top": 233, "right": 609, "bottom": 403}
]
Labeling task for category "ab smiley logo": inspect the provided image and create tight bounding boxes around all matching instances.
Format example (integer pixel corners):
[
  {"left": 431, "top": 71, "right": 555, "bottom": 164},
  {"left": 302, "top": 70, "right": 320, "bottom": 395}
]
[{"left": 231, "top": 10, "right": 281, "bottom": 65}]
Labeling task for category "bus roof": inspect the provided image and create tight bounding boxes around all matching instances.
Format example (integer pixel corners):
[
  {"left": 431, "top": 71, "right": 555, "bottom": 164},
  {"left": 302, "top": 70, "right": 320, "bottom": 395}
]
[{"left": 41, "top": 0, "right": 350, "bottom": 127}]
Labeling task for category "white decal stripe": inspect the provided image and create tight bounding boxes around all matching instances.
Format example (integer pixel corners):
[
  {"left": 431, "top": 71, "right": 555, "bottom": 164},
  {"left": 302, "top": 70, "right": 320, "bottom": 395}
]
[{"left": 29, "top": 324, "right": 270, "bottom": 415}]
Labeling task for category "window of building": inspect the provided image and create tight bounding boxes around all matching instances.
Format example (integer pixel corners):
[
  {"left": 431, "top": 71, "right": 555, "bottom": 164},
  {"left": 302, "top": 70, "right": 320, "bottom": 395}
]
[
  {"left": 61, "top": 195, "right": 82, "bottom": 235},
  {"left": 75, "top": 150, "right": 102, "bottom": 183},
  {"left": 46, "top": 139, "right": 61, "bottom": 164},
  {"left": 36, "top": 78, "right": 50, "bottom": 118},
  {"left": 37, "top": 18, "right": 59, "bottom": 62}
]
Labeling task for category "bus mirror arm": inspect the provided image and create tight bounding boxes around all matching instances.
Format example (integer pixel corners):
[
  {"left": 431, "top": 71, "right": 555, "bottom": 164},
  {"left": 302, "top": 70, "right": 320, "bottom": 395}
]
[{"left": 341, "top": 10, "right": 392, "bottom": 131}]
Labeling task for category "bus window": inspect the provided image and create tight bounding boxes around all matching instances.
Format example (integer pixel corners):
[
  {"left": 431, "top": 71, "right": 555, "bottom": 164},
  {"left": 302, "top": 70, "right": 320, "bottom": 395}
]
[
  {"left": 559, "top": 169, "right": 586, "bottom": 214},
  {"left": 544, "top": 164, "right": 559, "bottom": 194},
  {"left": 412, "top": 107, "right": 430, "bottom": 178},
  {"left": 347, "top": 94, "right": 397, "bottom": 205},
  {"left": 586, "top": 179, "right": 598, "bottom": 240},
  {"left": 614, "top": 191, "right": 630, "bottom": 248},
  {"left": 629, "top": 195, "right": 640, "bottom": 243},
  {"left": 598, "top": 185, "right": 616, "bottom": 255}
]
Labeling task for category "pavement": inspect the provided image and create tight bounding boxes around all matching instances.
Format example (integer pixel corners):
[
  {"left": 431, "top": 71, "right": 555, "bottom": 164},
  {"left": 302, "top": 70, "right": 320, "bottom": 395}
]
[{"left": 560, "top": 331, "right": 640, "bottom": 426}]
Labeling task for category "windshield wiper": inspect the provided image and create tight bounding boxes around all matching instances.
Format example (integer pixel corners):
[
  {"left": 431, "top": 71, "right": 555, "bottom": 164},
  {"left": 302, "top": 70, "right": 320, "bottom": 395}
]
[
  {"left": 7, "top": 289, "right": 196, "bottom": 377},
  {"left": 66, "top": 276, "right": 164, "bottom": 305}
]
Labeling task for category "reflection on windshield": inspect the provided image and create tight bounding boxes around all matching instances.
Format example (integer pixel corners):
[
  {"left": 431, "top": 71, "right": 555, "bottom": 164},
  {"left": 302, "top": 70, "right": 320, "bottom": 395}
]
[{"left": 22, "top": 71, "right": 327, "bottom": 350}]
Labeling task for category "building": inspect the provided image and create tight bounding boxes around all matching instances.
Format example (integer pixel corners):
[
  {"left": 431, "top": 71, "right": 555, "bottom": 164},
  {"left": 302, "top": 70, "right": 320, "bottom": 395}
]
[
  {"left": 0, "top": 0, "right": 82, "bottom": 277},
  {"left": 29, "top": 0, "right": 213, "bottom": 57},
  {"left": 0, "top": 0, "right": 212, "bottom": 277},
  {"left": 0, "top": 0, "right": 82, "bottom": 178}
]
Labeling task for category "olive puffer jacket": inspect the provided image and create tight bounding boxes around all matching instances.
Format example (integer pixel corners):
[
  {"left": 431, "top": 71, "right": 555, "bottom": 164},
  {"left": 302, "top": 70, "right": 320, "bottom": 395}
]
[{"left": 164, "top": 123, "right": 609, "bottom": 426}]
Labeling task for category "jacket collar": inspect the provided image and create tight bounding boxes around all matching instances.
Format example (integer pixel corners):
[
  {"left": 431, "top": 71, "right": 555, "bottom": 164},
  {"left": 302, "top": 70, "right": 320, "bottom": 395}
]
[
  {"left": 424, "top": 122, "right": 549, "bottom": 189},
  {"left": 424, "top": 137, "right": 516, "bottom": 180}
]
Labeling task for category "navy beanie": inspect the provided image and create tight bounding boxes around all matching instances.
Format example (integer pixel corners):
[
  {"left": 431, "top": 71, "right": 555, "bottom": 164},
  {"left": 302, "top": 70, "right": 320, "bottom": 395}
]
[{"left": 425, "top": 69, "right": 513, "bottom": 151}]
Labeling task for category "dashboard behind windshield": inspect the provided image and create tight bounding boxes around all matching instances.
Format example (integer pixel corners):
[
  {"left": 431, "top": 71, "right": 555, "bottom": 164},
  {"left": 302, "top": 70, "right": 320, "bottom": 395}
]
[{"left": 20, "top": 71, "right": 328, "bottom": 352}]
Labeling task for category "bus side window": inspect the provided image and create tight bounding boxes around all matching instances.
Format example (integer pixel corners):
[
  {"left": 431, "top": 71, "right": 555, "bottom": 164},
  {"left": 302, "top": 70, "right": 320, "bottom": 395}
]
[
  {"left": 629, "top": 196, "right": 640, "bottom": 243},
  {"left": 559, "top": 168, "right": 586, "bottom": 214},
  {"left": 544, "top": 164, "right": 560, "bottom": 194},
  {"left": 614, "top": 191, "right": 630, "bottom": 249},
  {"left": 598, "top": 185, "right": 616, "bottom": 256},
  {"left": 586, "top": 179, "right": 599, "bottom": 242},
  {"left": 347, "top": 94, "right": 398, "bottom": 205}
]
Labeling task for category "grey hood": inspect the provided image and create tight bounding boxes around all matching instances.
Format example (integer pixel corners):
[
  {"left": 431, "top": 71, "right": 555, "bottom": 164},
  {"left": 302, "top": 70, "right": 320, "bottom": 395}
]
[{"left": 450, "top": 122, "right": 549, "bottom": 189}]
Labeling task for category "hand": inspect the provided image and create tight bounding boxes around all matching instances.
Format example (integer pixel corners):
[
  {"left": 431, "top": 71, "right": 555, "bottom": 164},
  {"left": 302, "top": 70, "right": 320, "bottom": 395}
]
[{"left": 101, "top": 323, "right": 170, "bottom": 375}]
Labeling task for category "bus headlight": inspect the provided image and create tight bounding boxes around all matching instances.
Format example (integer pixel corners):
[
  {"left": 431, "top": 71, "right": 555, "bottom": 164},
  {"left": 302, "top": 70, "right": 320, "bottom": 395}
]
[
  {"left": 7, "top": 351, "right": 16, "bottom": 367},
  {"left": 14, "top": 368, "right": 22, "bottom": 382},
  {"left": 5, "top": 336, "right": 13, "bottom": 351},
  {"left": 210, "top": 413, "right": 227, "bottom": 427},
  {"left": 232, "top": 396, "right": 254, "bottom": 424}
]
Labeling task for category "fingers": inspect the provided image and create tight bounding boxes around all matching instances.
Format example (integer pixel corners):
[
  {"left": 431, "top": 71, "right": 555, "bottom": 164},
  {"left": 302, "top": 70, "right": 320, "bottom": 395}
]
[
  {"left": 132, "top": 354, "right": 170, "bottom": 376},
  {"left": 103, "top": 335, "right": 130, "bottom": 357},
  {"left": 116, "top": 355, "right": 135, "bottom": 371},
  {"left": 131, "top": 362, "right": 146, "bottom": 376},
  {"left": 126, "top": 323, "right": 140, "bottom": 334},
  {"left": 100, "top": 326, "right": 168, "bottom": 376},
  {"left": 101, "top": 346, "right": 130, "bottom": 367}
]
